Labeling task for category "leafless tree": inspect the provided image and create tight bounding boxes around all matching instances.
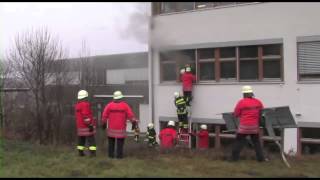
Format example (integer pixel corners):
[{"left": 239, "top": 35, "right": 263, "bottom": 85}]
[
  {"left": 7, "top": 27, "right": 66, "bottom": 144},
  {"left": 79, "top": 40, "right": 96, "bottom": 90}
]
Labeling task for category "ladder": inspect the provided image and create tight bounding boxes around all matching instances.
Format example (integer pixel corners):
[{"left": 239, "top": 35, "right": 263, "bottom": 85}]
[{"left": 177, "top": 105, "right": 192, "bottom": 148}]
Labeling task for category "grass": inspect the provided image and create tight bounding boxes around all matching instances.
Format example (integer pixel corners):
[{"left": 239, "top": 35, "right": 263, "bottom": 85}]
[{"left": 1, "top": 138, "right": 320, "bottom": 177}]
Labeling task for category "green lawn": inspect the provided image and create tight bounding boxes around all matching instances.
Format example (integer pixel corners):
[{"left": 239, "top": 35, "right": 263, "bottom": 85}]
[{"left": 1, "top": 138, "right": 320, "bottom": 178}]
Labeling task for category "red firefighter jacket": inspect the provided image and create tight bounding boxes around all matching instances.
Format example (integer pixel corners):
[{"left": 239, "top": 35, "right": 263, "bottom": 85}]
[
  {"left": 180, "top": 72, "right": 196, "bottom": 92},
  {"left": 102, "top": 100, "right": 136, "bottom": 138},
  {"left": 159, "top": 127, "right": 177, "bottom": 149},
  {"left": 75, "top": 100, "right": 96, "bottom": 136},
  {"left": 234, "top": 97, "right": 264, "bottom": 134},
  {"left": 197, "top": 130, "right": 209, "bottom": 149}
]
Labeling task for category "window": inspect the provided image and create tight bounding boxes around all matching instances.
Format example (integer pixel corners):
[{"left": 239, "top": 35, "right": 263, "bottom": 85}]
[
  {"left": 159, "top": 43, "right": 282, "bottom": 83},
  {"left": 161, "top": 2, "right": 176, "bottom": 14},
  {"left": 239, "top": 46, "right": 259, "bottom": 80},
  {"left": 220, "top": 47, "right": 236, "bottom": 80},
  {"left": 160, "top": 50, "right": 195, "bottom": 82},
  {"left": 262, "top": 44, "right": 282, "bottom": 79},
  {"left": 298, "top": 41, "right": 320, "bottom": 80},
  {"left": 198, "top": 48, "right": 215, "bottom": 81},
  {"left": 156, "top": 2, "right": 260, "bottom": 15}
]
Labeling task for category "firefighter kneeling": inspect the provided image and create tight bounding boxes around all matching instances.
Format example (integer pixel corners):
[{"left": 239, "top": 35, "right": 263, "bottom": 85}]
[
  {"left": 75, "top": 90, "right": 97, "bottom": 157},
  {"left": 159, "top": 121, "right": 178, "bottom": 153},
  {"left": 146, "top": 123, "right": 158, "bottom": 147}
]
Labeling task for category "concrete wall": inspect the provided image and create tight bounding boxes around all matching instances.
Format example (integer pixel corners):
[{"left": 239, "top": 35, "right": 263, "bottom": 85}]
[{"left": 150, "top": 2, "right": 320, "bottom": 153}]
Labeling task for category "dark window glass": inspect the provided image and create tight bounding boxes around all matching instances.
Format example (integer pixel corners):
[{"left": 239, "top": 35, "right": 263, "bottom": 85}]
[
  {"left": 220, "top": 47, "right": 236, "bottom": 58},
  {"left": 175, "top": 2, "right": 194, "bottom": 11},
  {"left": 162, "top": 63, "right": 176, "bottom": 81},
  {"left": 263, "top": 60, "right": 281, "bottom": 78},
  {"left": 240, "top": 61, "right": 258, "bottom": 80},
  {"left": 221, "top": 61, "right": 236, "bottom": 79},
  {"left": 200, "top": 62, "right": 215, "bottom": 80},
  {"left": 239, "top": 46, "right": 258, "bottom": 58},
  {"left": 263, "top": 44, "right": 281, "bottom": 56},
  {"left": 161, "top": 2, "right": 176, "bottom": 13},
  {"left": 198, "top": 48, "right": 215, "bottom": 59}
]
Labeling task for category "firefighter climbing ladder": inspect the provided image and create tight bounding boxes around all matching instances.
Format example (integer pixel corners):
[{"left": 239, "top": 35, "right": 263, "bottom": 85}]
[{"left": 177, "top": 105, "right": 192, "bottom": 148}]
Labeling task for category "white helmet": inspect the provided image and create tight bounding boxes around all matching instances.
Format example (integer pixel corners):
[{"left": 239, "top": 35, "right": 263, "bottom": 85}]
[
  {"left": 242, "top": 85, "right": 253, "bottom": 94},
  {"left": 186, "top": 67, "right": 191, "bottom": 72},
  {"left": 174, "top": 92, "right": 180, "bottom": 98},
  {"left": 148, "top": 123, "right": 154, "bottom": 128},
  {"left": 180, "top": 68, "right": 185, "bottom": 74},
  {"left": 168, "top": 120, "right": 175, "bottom": 126},
  {"left": 113, "top": 90, "right": 124, "bottom": 100},
  {"left": 77, "top": 90, "right": 88, "bottom": 100},
  {"left": 200, "top": 124, "right": 207, "bottom": 130}
]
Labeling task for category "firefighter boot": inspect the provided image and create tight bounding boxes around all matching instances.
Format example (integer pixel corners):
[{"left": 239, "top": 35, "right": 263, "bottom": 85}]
[
  {"left": 78, "top": 150, "right": 85, "bottom": 157},
  {"left": 90, "top": 150, "right": 96, "bottom": 157}
]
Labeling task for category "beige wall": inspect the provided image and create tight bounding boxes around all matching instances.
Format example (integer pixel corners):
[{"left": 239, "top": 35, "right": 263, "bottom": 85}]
[{"left": 150, "top": 2, "right": 320, "bottom": 153}]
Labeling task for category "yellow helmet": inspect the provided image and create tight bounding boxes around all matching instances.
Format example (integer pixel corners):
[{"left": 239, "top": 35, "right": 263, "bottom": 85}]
[
  {"left": 113, "top": 91, "right": 124, "bottom": 99},
  {"left": 242, "top": 85, "right": 253, "bottom": 93},
  {"left": 77, "top": 90, "right": 88, "bottom": 100}
]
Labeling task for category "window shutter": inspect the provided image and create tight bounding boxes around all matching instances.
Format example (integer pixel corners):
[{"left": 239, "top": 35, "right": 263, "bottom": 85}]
[{"left": 298, "top": 41, "right": 320, "bottom": 75}]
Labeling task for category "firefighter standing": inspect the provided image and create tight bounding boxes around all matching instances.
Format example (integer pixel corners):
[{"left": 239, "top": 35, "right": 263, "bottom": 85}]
[
  {"left": 101, "top": 90, "right": 138, "bottom": 159},
  {"left": 231, "top": 86, "right": 266, "bottom": 162},
  {"left": 75, "top": 90, "right": 97, "bottom": 157},
  {"left": 159, "top": 120, "right": 178, "bottom": 153},
  {"left": 180, "top": 65, "right": 196, "bottom": 107},
  {"left": 174, "top": 92, "right": 188, "bottom": 130},
  {"left": 146, "top": 123, "right": 158, "bottom": 147}
]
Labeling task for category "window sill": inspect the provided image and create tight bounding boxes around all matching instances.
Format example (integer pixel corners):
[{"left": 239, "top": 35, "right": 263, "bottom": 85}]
[
  {"left": 297, "top": 80, "right": 320, "bottom": 84},
  {"left": 155, "top": 2, "right": 262, "bottom": 17},
  {"left": 159, "top": 81, "right": 284, "bottom": 86}
]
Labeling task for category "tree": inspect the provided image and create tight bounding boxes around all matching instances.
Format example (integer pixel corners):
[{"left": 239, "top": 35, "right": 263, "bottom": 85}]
[
  {"left": 7, "top": 27, "right": 67, "bottom": 144},
  {"left": 79, "top": 40, "right": 96, "bottom": 90}
]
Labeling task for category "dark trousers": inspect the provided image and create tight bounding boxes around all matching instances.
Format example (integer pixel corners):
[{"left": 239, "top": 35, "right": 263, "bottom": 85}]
[
  {"left": 231, "top": 133, "right": 265, "bottom": 162},
  {"left": 108, "top": 137, "right": 125, "bottom": 159},
  {"left": 178, "top": 114, "right": 188, "bottom": 127},
  {"left": 183, "top": 91, "right": 192, "bottom": 106},
  {"left": 78, "top": 135, "right": 96, "bottom": 156}
]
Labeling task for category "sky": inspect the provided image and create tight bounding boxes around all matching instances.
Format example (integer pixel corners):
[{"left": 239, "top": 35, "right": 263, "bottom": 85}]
[{"left": 0, "top": 2, "right": 150, "bottom": 59}]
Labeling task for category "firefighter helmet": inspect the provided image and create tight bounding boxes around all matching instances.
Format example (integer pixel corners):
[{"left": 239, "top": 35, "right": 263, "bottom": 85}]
[
  {"left": 113, "top": 90, "right": 124, "bottom": 99},
  {"left": 148, "top": 123, "right": 154, "bottom": 128},
  {"left": 174, "top": 92, "right": 180, "bottom": 98},
  {"left": 186, "top": 67, "right": 191, "bottom": 72},
  {"left": 77, "top": 90, "right": 88, "bottom": 100},
  {"left": 200, "top": 124, "right": 207, "bottom": 130},
  {"left": 180, "top": 68, "right": 185, "bottom": 74},
  {"left": 242, "top": 85, "right": 253, "bottom": 93},
  {"left": 168, "top": 120, "right": 175, "bottom": 127}
]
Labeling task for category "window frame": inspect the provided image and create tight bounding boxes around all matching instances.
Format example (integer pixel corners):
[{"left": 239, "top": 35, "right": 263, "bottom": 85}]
[{"left": 159, "top": 43, "right": 283, "bottom": 84}]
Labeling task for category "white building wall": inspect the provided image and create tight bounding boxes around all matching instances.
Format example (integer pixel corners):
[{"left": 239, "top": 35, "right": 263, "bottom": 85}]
[{"left": 151, "top": 2, "right": 320, "bottom": 154}]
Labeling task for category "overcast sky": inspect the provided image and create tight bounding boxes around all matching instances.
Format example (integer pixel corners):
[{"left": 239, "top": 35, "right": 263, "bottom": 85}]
[{"left": 0, "top": 2, "right": 150, "bottom": 58}]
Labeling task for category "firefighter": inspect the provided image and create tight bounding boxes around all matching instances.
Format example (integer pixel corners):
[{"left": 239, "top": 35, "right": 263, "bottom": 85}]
[
  {"left": 146, "top": 123, "right": 158, "bottom": 147},
  {"left": 75, "top": 90, "right": 96, "bottom": 157},
  {"left": 230, "top": 85, "right": 266, "bottom": 162},
  {"left": 159, "top": 120, "right": 178, "bottom": 153},
  {"left": 174, "top": 92, "right": 188, "bottom": 130},
  {"left": 197, "top": 124, "right": 209, "bottom": 150},
  {"left": 180, "top": 65, "right": 196, "bottom": 106},
  {"left": 101, "top": 90, "right": 138, "bottom": 159}
]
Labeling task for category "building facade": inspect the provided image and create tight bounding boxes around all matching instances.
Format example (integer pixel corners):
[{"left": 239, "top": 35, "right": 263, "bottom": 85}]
[{"left": 149, "top": 2, "right": 320, "bottom": 154}]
